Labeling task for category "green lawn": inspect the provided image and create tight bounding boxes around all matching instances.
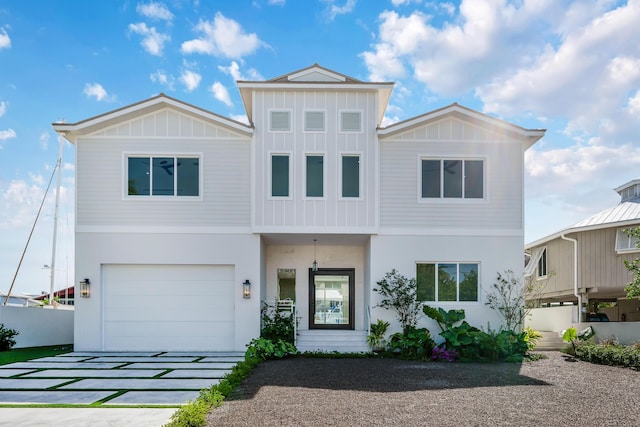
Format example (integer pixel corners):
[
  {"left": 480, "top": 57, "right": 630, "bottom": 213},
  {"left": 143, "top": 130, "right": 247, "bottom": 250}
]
[{"left": 0, "top": 344, "right": 73, "bottom": 365}]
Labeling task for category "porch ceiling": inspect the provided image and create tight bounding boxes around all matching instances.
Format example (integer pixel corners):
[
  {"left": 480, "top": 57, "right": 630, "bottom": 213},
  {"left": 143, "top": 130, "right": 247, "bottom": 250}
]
[{"left": 260, "top": 233, "right": 370, "bottom": 246}]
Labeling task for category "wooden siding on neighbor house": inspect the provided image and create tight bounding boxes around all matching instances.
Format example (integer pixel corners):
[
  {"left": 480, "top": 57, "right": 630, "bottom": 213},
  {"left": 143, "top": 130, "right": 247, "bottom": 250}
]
[
  {"left": 252, "top": 90, "right": 377, "bottom": 230},
  {"left": 532, "top": 227, "right": 636, "bottom": 298},
  {"left": 378, "top": 117, "right": 524, "bottom": 230},
  {"left": 75, "top": 109, "right": 251, "bottom": 227}
]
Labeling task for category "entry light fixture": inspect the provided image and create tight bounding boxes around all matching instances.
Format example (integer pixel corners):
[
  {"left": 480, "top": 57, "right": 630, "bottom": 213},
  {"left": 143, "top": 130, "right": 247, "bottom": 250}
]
[
  {"left": 243, "top": 279, "right": 251, "bottom": 299},
  {"left": 312, "top": 239, "right": 318, "bottom": 272},
  {"left": 80, "top": 278, "right": 91, "bottom": 298}
]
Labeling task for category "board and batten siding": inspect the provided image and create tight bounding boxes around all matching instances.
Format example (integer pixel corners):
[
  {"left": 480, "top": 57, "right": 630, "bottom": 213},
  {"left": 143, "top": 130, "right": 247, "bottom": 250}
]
[
  {"left": 75, "top": 108, "right": 251, "bottom": 227},
  {"left": 252, "top": 90, "right": 377, "bottom": 231},
  {"left": 379, "top": 117, "right": 525, "bottom": 230}
]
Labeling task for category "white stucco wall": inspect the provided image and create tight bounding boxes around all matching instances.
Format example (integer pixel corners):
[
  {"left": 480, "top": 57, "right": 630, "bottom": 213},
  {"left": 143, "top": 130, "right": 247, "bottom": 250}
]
[
  {"left": 0, "top": 305, "right": 73, "bottom": 348},
  {"left": 74, "top": 231, "right": 261, "bottom": 351},
  {"left": 369, "top": 234, "right": 523, "bottom": 338}
]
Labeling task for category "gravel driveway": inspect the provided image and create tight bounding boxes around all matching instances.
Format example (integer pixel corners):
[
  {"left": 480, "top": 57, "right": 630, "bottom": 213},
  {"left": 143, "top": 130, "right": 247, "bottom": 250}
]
[{"left": 206, "top": 352, "right": 640, "bottom": 426}]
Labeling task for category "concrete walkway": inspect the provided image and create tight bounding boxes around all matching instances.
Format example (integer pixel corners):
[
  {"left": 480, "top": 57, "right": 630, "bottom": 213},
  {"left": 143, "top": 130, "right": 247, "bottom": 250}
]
[{"left": 0, "top": 351, "right": 244, "bottom": 426}]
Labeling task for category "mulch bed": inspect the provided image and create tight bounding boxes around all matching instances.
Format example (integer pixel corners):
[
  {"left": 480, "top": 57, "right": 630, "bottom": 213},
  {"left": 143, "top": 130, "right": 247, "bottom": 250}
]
[{"left": 206, "top": 352, "right": 640, "bottom": 426}]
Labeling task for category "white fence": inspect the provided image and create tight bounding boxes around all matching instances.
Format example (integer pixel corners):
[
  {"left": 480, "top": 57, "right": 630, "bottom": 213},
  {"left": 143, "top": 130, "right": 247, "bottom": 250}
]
[
  {"left": 526, "top": 306, "right": 640, "bottom": 345},
  {"left": 0, "top": 305, "right": 73, "bottom": 348}
]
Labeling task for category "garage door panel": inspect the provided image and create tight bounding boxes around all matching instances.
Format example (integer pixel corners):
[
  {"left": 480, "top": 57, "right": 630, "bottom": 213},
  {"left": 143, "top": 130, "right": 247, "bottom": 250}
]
[{"left": 103, "top": 264, "right": 235, "bottom": 351}]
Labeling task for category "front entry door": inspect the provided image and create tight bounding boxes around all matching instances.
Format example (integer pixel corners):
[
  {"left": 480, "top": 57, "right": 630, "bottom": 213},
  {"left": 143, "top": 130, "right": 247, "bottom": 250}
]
[{"left": 309, "top": 268, "right": 354, "bottom": 329}]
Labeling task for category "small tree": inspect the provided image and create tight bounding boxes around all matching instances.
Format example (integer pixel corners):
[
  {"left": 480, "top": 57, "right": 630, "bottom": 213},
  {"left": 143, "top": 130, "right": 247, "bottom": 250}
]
[
  {"left": 374, "top": 269, "right": 422, "bottom": 335},
  {"left": 623, "top": 227, "right": 640, "bottom": 299},
  {"left": 485, "top": 270, "right": 545, "bottom": 332}
]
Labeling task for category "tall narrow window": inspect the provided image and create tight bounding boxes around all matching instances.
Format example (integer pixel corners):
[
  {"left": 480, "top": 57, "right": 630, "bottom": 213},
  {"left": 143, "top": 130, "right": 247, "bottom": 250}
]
[
  {"left": 272, "top": 155, "right": 289, "bottom": 197},
  {"left": 306, "top": 155, "right": 324, "bottom": 197},
  {"left": 537, "top": 248, "right": 547, "bottom": 278},
  {"left": 152, "top": 157, "right": 174, "bottom": 196},
  {"left": 128, "top": 157, "right": 150, "bottom": 196},
  {"left": 342, "top": 155, "right": 360, "bottom": 198}
]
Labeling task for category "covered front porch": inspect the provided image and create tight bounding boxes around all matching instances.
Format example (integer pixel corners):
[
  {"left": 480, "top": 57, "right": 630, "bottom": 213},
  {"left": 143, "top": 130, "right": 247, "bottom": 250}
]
[{"left": 259, "top": 234, "right": 373, "bottom": 352}]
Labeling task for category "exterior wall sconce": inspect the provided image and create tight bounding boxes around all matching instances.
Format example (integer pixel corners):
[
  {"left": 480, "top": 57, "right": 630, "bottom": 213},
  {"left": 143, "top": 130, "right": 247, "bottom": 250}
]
[
  {"left": 80, "top": 278, "right": 91, "bottom": 298},
  {"left": 312, "top": 239, "right": 318, "bottom": 272},
  {"left": 243, "top": 279, "right": 251, "bottom": 299}
]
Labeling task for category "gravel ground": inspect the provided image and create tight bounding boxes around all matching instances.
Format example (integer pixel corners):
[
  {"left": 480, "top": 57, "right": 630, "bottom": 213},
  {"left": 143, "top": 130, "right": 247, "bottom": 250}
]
[{"left": 206, "top": 352, "right": 640, "bottom": 427}]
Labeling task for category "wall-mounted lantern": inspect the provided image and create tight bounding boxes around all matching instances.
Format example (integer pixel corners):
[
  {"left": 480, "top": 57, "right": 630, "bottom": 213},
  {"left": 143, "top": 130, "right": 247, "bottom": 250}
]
[
  {"left": 80, "top": 278, "right": 91, "bottom": 298},
  {"left": 242, "top": 279, "right": 251, "bottom": 299}
]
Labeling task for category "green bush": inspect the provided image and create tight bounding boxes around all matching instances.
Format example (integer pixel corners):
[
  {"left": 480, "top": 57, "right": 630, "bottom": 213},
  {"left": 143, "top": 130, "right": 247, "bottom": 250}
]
[
  {"left": 386, "top": 327, "right": 434, "bottom": 360},
  {"left": 0, "top": 324, "right": 18, "bottom": 351},
  {"left": 574, "top": 342, "right": 640, "bottom": 370},
  {"left": 260, "top": 302, "right": 296, "bottom": 344},
  {"left": 245, "top": 337, "right": 298, "bottom": 360}
]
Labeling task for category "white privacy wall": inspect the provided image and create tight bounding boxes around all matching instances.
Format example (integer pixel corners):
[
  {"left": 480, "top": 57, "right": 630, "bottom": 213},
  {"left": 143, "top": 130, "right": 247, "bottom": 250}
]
[{"left": 0, "top": 305, "right": 73, "bottom": 348}]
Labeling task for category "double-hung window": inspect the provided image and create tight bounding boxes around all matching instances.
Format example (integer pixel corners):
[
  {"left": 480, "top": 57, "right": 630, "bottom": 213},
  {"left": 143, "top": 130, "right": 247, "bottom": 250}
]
[
  {"left": 416, "top": 262, "right": 479, "bottom": 302},
  {"left": 306, "top": 155, "right": 324, "bottom": 198},
  {"left": 421, "top": 159, "right": 484, "bottom": 199},
  {"left": 271, "top": 154, "right": 290, "bottom": 197},
  {"left": 127, "top": 155, "right": 199, "bottom": 197},
  {"left": 615, "top": 229, "right": 640, "bottom": 253}
]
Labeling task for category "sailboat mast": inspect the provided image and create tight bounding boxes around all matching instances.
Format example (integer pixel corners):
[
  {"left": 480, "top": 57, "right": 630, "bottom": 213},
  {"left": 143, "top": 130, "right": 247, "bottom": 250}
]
[{"left": 49, "top": 135, "right": 64, "bottom": 306}]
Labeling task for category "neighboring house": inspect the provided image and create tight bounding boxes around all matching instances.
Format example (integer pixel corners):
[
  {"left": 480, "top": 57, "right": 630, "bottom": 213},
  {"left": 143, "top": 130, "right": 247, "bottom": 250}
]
[
  {"left": 33, "top": 286, "right": 75, "bottom": 306},
  {"left": 52, "top": 64, "right": 545, "bottom": 352},
  {"left": 1, "top": 291, "right": 42, "bottom": 307},
  {"left": 525, "top": 179, "right": 640, "bottom": 322}
]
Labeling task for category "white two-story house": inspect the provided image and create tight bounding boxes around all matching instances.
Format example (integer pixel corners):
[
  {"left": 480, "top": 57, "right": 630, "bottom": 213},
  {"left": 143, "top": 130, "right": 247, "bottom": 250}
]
[{"left": 53, "top": 65, "right": 545, "bottom": 352}]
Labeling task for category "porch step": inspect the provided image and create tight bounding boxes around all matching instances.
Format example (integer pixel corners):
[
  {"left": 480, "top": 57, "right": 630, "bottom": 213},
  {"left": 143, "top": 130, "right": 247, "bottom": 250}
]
[
  {"left": 533, "top": 331, "right": 565, "bottom": 351},
  {"left": 296, "top": 330, "right": 369, "bottom": 353}
]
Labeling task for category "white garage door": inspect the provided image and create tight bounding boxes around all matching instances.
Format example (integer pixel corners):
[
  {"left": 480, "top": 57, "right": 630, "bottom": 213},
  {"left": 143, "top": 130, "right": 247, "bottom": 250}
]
[{"left": 102, "top": 264, "right": 235, "bottom": 351}]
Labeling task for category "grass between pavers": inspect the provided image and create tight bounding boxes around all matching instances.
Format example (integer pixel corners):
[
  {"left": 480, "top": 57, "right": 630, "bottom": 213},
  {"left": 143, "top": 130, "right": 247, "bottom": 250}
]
[{"left": 0, "top": 345, "right": 73, "bottom": 365}]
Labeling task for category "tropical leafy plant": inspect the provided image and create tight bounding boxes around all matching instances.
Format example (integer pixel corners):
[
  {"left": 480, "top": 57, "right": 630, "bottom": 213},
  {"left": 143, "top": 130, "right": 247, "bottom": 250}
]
[
  {"left": 374, "top": 269, "right": 422, "bottom": 334},
  {"left": 0, "top": 324, "right": 18, "bottom": 351},
  {"left": 524, "top": 326, "right": 543, "bottom": 351},
  {"left": 260, "top": 301, "right": 296, "bottom": 344},
  {"left": 386, "top": 327, "right": 434, "bottom": 360},
  {"left": 367, "top": 319, "right": 390, "bottom": 352},
  {"left": 245, "top": 337, "right": 297, "bottom": 361}
]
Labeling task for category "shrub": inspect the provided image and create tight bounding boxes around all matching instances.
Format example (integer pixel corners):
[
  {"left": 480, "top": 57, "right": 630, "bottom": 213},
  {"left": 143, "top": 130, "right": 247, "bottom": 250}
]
[
  {"left": 524, "top": 326, "right": 542, "bottom": 351},
  {"left": 367, "top": 319, "right": 390, "bottom": 352},
  {"left": 0, "top": 324, "right": 18, "bottom": 351},
  {"left": 374, "top": 270, "right": 422, "bottom": 334},
  {"left": 432, "top": 347, "right": 457, "bottom": 362},
  {"left": 260, "top": 302, "right": 296, "bottom": 344},
  {"left": 386, "top": 327, "right": 434, "bottom": 360},
  {"left": 574, "top": 342, "right": 640, "bottom": 370}
]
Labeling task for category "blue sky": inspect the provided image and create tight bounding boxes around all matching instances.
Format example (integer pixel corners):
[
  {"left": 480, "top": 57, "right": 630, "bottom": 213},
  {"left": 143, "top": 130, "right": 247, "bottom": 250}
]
[{"left": 1, "top": 0, "right": 640, "bottom": 296}]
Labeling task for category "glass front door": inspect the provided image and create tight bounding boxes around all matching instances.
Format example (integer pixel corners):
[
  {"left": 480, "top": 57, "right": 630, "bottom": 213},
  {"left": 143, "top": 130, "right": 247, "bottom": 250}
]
[{"left": 309, "top": 268, "right": 354, "bottom": 329}]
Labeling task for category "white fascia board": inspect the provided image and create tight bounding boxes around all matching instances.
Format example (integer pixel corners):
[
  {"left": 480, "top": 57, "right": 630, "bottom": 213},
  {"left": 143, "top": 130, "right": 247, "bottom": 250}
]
[
  {"left": 525, "top": 219, "right": 640, "bottom": 250},
  {"left": 287, "top": 68, "right": 346, "bottom": 81},
  {"left": 236, "top": 82, "right": 393, "bottom": 91}
]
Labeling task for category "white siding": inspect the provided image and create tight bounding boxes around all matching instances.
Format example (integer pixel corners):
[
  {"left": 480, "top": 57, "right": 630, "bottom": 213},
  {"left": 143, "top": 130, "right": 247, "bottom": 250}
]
[
  {"left": 252, "top": 90, "right": 377, "bottom": 231},
  {"left": 379, "top": 117, "right": 525, "bottom": 231},
  {"left": 76, "top": 109, "right": 251, "bottom": 227}
]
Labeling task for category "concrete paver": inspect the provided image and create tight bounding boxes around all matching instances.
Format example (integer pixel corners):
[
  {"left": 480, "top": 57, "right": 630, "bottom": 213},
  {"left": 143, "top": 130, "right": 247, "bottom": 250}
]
[
  {"left": 0, "top": 378, "right": 75, "bottom": 389},
  {"left": 64, "top": 352, "right": 161, "bottom": 357},
  {"left": 59, "top": 378, "right": 219, "bottom": 390},
  {"left": 0, "top": 369, "right": 36, "bottom": 378},
  {"left": 104, "top": 391, "right": 201, "bottom": 405},
  {"left": 1, "top": 362, "right": 125, "bottom": 369},
  {"left": 88, "top": 356, "right": 198, "bottom": 363},
  {"left": 0, "top": 408, "right": 175, "bottom": 427},
  {"left": 162, "top": 351, "right": 244, "bottom": 357},
  {"left": 161, "top": 369, "right": 231, "bottom": 378},
  {"left": 21, "top": 369, "right": 167, "bottom": 378},
  {"left": 124, "top": 362, "right": 236, "bottom": 369},
  {"left": 199, "top": 356, "right": 245, "bottom": 362},
  {"left": 0, "top": 390, "right": 115, "bottom": 404},
  {"left": 31, "top": 356, "right": 92, "bottom": 362}
]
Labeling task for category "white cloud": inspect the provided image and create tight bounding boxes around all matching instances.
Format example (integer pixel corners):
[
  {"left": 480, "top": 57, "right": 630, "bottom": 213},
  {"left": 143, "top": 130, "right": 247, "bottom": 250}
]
[
  {"left": 218, "top": 61, "right": 264, "bottom": 81},
  {"left": 0, "top": 101, "right": 7, "bottom": 117},
  {"left": 83, "top": 82, "right": 113, "bottom": 102},
  {"left": 0, "top": 27, "right": 10, "bottom": 49},
  {"left": 150, "top": 69, "right": 175, "bottom": 91},
  {"left": 128, "top": 22, "right": 170, "bottom": 56},
  {"left": 39, "top": 132, "right": 50, "bottom": 150},
  {"left": 136, "top": 1, "right": 174, "bottom": 21},
  {"left": 179, "top": 69, "right": 201, "bottom": 92},
  {"left": 181, "top": 12, "right": 265, "bottom": 59},
  {"left": 268, "top": 0, "right": 286, "bottom": 5},
  {"left": 230, "top": 114, "right": 250, "bottom": 125},
  {"left": 628, "top": 90, "right": 640, "bottom": 117},
  {"left": 0, "top": 129, "right": 16, "bottom": 141},
  {"left": 209, "top": 81, "right": 233, "bottom": 107},
  {"left": 323, "top": 0, "right": 357, "bottom": 21}
]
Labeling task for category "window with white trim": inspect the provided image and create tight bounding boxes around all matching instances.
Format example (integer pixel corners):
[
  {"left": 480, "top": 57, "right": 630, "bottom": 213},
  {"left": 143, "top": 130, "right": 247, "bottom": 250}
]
[
  {"left": 341, "top": 155, "right": 360, "bottom": 198},
  {"left": 340, "top": 111, "right": 361, "bottom": 132},
  {"left": 271, "top": 154, "right": 290, "bottom": 197},
  {"left": 416, "top": 263, "right": 479, "bottom": 302},
  {"left": 306, "top": 155, "right": 324, "bottom": 197},
  {"left": 270, "top": 111, "right": 291, "bottom": 131},
  {"left": 616, "top": 228, "right": 640, "bottom": 252},
  {"left": 421, "top": 159, "right": 484, "bottom": 199},
  {"left": 127, "top": 156, "right": 199, "bottom": 197},
  {"left": 537, "top": 248, "right": 547, "bottom": 278},
  {"left": 304, "top": 111, "right": 325, "bottom": 131}
]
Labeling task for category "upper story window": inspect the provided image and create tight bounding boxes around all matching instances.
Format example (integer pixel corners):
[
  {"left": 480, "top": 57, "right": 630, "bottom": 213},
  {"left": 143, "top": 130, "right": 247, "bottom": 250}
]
[
  {"left": 340, "top": 111, "right": 361, "bottom": 132},
  {"left": 421, "top": 159, "right": 484, "bottom": 199},
  {"left": 127, "top": 156, "right": 199, "bottom": 197},
  {"left": 537, "top": 248, "right": 548, "bottom": 278},
  {"left": 616, "top": 228, "right": 640, "bottom": 253},
  {"left": 270, "top": 111, "right": 291, "bottom": 132},
  {"left": 304, "top": 111, "right": 325, "bottom": 132},
  {"left": 416, "top": 262, "right": 479, "bottom": 302},
  {"left": 306, "top": 155, "right": 324, "bottom": 198},
  {"left": 341, "top": 155, "right": 360, "bottom": 198},
  {"left": 271, "top": 154, "right": 290, "bottom": 197}
]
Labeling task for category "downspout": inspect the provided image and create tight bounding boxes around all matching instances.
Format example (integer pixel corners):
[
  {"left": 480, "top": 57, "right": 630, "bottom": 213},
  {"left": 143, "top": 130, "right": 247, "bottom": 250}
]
[{"left": 561, "top": 234, "right": 581, "bottom": 322}]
